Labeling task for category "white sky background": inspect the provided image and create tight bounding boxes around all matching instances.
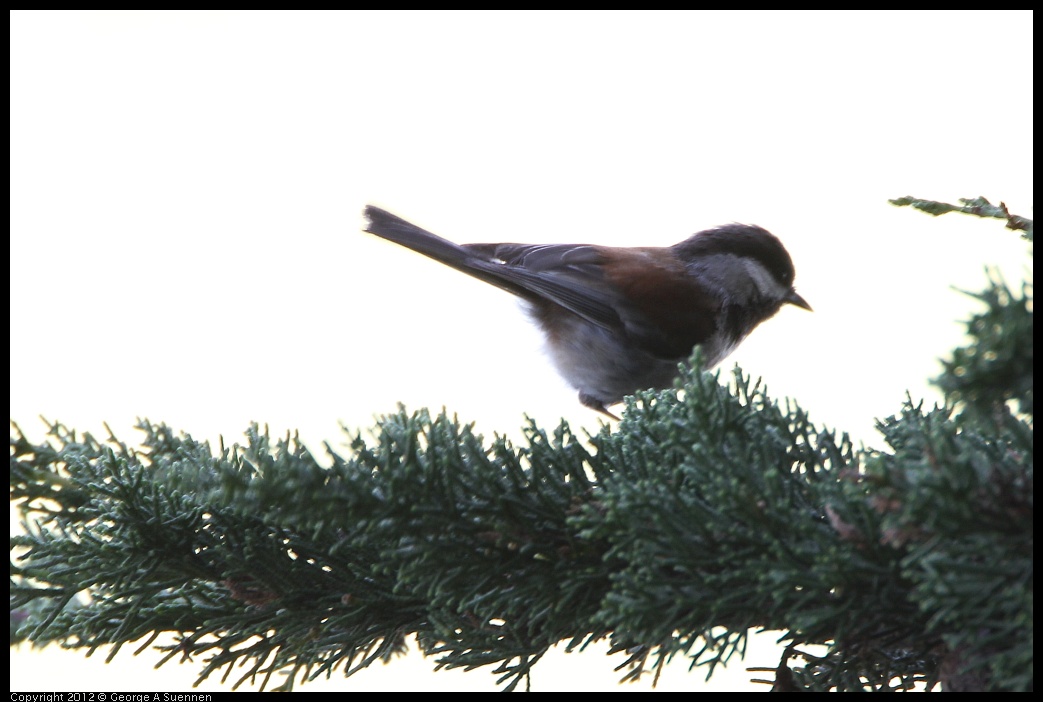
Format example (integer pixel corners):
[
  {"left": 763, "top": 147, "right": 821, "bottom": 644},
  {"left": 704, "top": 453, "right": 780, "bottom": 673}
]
[{"left": 10, "top": 10, "right": 1033, "bottom": 693}]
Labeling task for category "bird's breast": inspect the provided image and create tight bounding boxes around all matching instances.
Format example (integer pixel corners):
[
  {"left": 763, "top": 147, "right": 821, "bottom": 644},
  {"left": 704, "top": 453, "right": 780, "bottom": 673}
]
[{"left": 528, "top": 305, "right": 684, "bottom": 405}]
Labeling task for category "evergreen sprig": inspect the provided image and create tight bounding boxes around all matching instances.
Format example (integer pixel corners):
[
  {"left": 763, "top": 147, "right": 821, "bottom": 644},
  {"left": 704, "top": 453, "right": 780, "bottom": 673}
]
[{"left": 889, "top": 195, "right": 1033, "bottom": 241}]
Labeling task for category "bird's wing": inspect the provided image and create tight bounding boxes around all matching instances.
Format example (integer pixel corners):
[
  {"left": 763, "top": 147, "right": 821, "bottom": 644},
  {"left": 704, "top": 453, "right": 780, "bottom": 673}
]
[
  {"left": 465, "top": 243, "right": 628, "bottom": 332},
  {"left": 467, "top": 242, "right": 719, "bottom": 359}
]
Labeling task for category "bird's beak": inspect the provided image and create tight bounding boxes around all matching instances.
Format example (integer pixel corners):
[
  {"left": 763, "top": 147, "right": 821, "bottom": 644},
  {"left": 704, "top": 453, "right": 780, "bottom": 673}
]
[{"left": 786, "top": 289, "right": 812, "bottom": 311}]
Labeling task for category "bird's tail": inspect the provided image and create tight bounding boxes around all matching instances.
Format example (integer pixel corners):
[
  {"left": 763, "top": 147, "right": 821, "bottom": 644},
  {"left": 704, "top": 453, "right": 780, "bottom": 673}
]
[
  {"left": 363, "top": 205, "right": 534, "bottom": 299},
  {"left": 363, "top": 205, "right": 477, "bottom": 268}
]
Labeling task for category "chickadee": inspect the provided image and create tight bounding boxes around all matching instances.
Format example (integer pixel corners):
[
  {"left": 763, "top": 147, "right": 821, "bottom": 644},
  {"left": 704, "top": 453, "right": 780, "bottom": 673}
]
[{"left": 363, "top": 205, "right": 810, "bottom": 418}]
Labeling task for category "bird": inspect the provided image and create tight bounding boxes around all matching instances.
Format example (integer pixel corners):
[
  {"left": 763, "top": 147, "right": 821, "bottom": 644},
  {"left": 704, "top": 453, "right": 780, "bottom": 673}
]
[{"left": 363, "top": 205, "right": 810, "bottom": 418}]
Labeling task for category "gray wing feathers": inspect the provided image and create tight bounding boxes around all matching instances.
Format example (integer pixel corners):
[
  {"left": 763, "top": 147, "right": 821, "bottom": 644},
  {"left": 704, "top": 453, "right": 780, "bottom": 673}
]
[{"left": 365, "top": 206, "right": 625, "bottom": 332}]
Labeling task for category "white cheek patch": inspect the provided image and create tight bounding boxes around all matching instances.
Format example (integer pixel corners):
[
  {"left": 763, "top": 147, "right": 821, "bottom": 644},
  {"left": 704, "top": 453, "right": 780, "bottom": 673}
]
[{"left": 742, "top": 258, "right": 788, "bottom": 300}]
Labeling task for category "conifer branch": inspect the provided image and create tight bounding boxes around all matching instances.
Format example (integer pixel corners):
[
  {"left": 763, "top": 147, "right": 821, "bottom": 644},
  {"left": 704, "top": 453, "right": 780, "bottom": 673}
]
[{"left": 10, "top": 200, "right": 1033, "bottom": 691}]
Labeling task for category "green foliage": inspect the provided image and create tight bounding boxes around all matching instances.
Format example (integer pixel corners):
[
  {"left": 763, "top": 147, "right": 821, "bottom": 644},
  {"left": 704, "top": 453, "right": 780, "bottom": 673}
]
[
  {"left": 889, "top": 195, "right": 1033, "bottom": 241},
  {"left": 10, "top": 198, "right": 1033, "bottom": 691},
  {"left": 864, "top": 401, "right": 1032, "bottom": 692},
  {"left": 936, "top": 274, "right": 1033, "bottom": 420}
]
